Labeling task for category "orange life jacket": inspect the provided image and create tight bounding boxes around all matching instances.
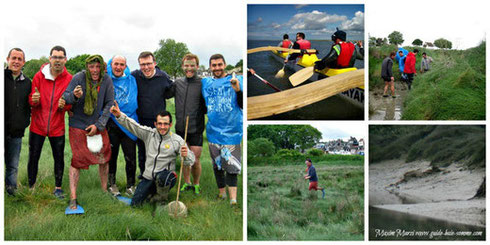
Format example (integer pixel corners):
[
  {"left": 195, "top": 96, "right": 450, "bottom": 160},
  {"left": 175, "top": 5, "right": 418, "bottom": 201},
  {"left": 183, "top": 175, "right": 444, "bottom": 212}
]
[{"left": 337, "top": 42, "right": 355, "bottom": 68}]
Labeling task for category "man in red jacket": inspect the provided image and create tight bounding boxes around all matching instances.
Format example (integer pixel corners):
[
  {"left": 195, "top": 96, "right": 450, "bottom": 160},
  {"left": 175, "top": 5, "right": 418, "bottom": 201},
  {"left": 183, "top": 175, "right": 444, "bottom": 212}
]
[
  {"left": 28, "top": 46, "right": 73, "bottom": 199},
  {"left": 403, "top": 49, "right": 419, "bottom": 90}
]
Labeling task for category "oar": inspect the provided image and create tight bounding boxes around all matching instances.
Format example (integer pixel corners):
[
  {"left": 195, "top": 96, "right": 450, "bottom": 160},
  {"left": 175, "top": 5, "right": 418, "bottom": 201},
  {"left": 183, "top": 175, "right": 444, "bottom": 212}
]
[
  {"left": 247, "top": 46, "right": 317, "bottom": 54},
  {"left": 275, "top": 55, "right": 288, "bottom": 78},
  {"left": 248, "top": 69, "right": 281, "bottom": 92},
  {"left": 289, "top": 66, "right": 315, "bottom": 86}
]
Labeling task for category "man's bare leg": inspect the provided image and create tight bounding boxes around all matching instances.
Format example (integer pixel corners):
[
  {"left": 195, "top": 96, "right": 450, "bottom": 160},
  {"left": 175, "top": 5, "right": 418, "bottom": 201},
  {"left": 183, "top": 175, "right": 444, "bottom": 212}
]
[
  {"left": 190, "top": 146, "right": 202, "bottom": 185},
  {"left": 69, "top": 166, "right": 80, "bottom": 208},
  {"left": 228, "top": 186, "right": 237, "bottom": 201},
  {"left": 99, "top": 162, "right": 109, "bottom": 192}
]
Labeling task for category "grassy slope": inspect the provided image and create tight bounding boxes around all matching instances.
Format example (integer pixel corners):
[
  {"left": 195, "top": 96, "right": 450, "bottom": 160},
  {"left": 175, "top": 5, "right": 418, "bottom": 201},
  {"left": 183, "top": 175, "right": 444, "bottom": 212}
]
[
  {"left": 248, "top": 160, "right": 364, "bottom": 241},
  {"left": 4, "top": 99, "right": 243, "bottom": 240},
  {"left": 369, "top": 42, "right": 485, "bottom": 120},
  {"left": 369, "top": 125, "right": 485, "bottom": 168}
]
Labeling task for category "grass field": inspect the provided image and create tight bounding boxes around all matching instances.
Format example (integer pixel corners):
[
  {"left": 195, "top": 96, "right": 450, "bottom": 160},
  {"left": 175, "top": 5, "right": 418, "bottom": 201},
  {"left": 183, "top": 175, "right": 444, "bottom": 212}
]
[
  {"left": 247, "top": 159, "right": 364, "bottom": 241},
  {"left": 4, "top": 100, "right": 243, "bottom": 240}
]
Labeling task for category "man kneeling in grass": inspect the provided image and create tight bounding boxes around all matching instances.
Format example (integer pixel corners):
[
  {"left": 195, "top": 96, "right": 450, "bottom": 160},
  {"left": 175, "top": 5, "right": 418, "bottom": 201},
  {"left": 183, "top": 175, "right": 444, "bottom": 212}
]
[
  {"left": 304, "top": 158, "right": 325, "bottom": 199},
  {"left": 110, "top": 101, "right": 195, "bottom": 206}
]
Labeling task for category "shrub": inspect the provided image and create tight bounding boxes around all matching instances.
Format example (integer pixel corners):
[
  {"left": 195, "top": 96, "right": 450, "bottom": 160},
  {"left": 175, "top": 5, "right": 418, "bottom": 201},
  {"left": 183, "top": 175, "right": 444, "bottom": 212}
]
[
  {"left": 248, "top": 138, "right": 276, "bottom": 157},
  {"left": 307, "top": 148, "right": 324, "bottom": 156}
]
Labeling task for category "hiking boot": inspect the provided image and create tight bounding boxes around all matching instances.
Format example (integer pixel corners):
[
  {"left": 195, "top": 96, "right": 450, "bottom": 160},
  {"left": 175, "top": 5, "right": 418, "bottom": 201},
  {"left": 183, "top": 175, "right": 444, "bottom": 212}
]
[
  {"left": 108, "top": 185, "right": 121, "bottom": 197},
  {"left": 151, "top": 185, "right": 171, "bottom": 204},
  {"left": 392, "top": 95, "right": 397, "bottom": 98},
  {"left": 126, "top": 186, "right": 136, "bottom": 196},
  {"left": 322, "top": 189, "right": 326, "bottom": 199},
  {"left": 53, "top": 188, "right": 65, "bottom": 199},
  {"left": 6, "top": 186, "right": 16, "bottom": 196},
  {"left": 382, "top": 94, "right": 389, "bottom": 97},
  {"left": 180, "top": 182, "right": 193, "bottom": 192},
  {"left": 194, "top": 184, "right": 201, "bottom": 195},
  {"left": 217, "top": 193, "right": 227, "bottom": 200}
]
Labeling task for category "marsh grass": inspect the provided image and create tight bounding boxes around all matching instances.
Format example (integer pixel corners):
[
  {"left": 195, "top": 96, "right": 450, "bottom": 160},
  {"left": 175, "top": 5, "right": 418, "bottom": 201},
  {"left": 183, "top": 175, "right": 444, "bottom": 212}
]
[
  {"left": 247, "top": 161, "right": 364, "bottom": 241},
  {"left": 369, "top": 42, "right": 485, "bottom": 120},
  {"left": 370, "top": 125, "right": 485, "bottom": 168},
  {"left": 4, "top": 100, "right": 243, "bottom": 240}
]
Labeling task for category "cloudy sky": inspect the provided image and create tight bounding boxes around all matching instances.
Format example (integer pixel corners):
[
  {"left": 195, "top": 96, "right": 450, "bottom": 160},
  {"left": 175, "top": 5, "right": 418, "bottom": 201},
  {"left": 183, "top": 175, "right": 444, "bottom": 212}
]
[
  {"left": 368, "top": 0, "right": 486, "bottom": 49},
  {"left": 1, "top": 0, "right": 244, "bottom": 70},
  {"left": 310, "top": 122, "right": 365, "bottom": 142},
  {"left": 248, "top": 4, "right": 364, "bottom": 41}
]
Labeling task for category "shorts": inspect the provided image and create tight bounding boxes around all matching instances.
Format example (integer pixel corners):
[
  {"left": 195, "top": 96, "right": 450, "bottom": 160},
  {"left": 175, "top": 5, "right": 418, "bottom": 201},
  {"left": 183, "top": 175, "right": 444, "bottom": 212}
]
[
  {"left": 309, "top": 181, "right": 319, "bottom": 190},
  {"left": 382, "top": 76, "right": 392, "bottom": 82},
  {"left": 209, "top": 143, "right": 241, "bottom": 174},
  {"left": 69, "top": 127, "right": 111, "bottom": 169},
  {"left": 176, "top": 131, "right": 203, "bottom": 147}
]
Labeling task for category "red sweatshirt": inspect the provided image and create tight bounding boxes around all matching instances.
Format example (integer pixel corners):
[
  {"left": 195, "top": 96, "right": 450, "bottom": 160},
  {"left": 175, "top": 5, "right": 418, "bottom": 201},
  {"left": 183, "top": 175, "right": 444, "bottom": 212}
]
[
  {"left": 29, "top": 63, "right": 73, "bottom": 137},
  {"left": 404, "top": 52, "right": 417, "bottom": 74}
]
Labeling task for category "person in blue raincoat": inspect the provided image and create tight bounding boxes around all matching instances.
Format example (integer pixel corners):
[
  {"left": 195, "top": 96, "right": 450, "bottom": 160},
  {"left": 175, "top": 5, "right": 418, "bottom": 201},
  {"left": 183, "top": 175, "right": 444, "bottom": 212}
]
[
  {"left": 106, "top": 55, "right": 139, "bottom": 196},
  {"left": 201, "top": 54, "right": 243, "bottom": 206},
  {"left": 396, "top": 48, "right": 408, "bottom": 83}
]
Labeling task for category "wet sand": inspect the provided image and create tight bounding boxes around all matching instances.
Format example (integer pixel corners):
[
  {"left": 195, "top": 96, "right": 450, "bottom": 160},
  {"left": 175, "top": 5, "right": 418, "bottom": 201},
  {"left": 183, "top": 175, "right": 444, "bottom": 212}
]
[{"left": 370, "top": 159, "right": 485, "bottom": 227}]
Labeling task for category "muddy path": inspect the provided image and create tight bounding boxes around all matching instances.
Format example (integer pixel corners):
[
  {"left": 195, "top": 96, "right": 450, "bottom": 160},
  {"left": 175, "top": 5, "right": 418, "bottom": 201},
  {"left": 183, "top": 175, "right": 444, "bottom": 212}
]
[{"left": 369, "top": 82, "right": 409, "bottom": 120}]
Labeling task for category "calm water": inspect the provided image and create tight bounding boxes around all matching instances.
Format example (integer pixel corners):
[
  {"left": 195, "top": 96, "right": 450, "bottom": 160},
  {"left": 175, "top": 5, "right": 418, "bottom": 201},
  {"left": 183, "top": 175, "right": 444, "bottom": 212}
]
[
  {"left": 369, "top": 206, "right": 485, "bottom": 241},
  {"left": 247, "top": 40, "right": 364, "bottom": 120}
]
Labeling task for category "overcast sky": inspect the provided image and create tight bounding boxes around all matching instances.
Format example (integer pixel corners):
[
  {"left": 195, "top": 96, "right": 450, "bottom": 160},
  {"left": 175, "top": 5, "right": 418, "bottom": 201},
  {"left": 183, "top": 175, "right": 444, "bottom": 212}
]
[
  {"left": 248, "top": 4, "right": 364, "bottom": 41},
  {"left": 368, "top": 0, "right": 486, "bottom": 49},
  {"left": 310, "top": 122, "right": 365, "bottom": 142},
  {"left": 1, "top": 0, "right": 244, "bottom": 70}
]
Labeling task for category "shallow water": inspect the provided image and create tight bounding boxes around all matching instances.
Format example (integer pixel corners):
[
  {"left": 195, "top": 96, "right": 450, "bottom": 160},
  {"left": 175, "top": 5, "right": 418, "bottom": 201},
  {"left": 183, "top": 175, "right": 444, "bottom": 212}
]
[
  {"left": 248, "top": 40, "right": 364, "bottom": 120},
  {"left": 369, "top": 206, "right": 485, "bottom": 241}
]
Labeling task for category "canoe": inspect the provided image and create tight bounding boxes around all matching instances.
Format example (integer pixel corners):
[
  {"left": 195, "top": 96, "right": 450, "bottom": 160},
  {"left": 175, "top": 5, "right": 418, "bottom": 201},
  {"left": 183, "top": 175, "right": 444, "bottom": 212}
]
[
  {"left": 248, "top": 69, "right": 364, "bottom": 120},
  {"left": 270, "top": 50, "right": 364, "bottom": 108}
]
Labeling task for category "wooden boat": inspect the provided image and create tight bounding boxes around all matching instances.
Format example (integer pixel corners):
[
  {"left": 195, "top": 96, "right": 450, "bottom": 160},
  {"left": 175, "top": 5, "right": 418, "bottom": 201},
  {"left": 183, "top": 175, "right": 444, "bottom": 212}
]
[
  {"left": 248, "top": 68, "right": 364, "bottom": 119},
  {"left": 269, "top": 50, "right": 364, "bottom": 108}
]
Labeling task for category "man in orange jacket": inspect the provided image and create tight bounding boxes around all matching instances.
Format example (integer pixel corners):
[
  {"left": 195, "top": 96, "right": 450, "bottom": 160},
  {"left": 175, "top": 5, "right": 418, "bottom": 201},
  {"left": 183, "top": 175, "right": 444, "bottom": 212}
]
[{"left": 28, "top": 46, "right": 73, "bottom": 199}]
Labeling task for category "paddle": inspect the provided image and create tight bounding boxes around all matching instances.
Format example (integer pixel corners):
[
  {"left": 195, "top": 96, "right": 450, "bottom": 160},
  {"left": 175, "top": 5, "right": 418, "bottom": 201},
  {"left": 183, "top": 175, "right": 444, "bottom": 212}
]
[
  {"left": 275, "top": 54, "right": 288, "bottom": 78},
  {"left": 289, "top": 66, "right": 315, "bottom": 86},
  {"left": 247, "top": 46, "right": 317, "bottom": 54},
  {"left": 248, "top": 68, "right": 281, "bottom": 92}
]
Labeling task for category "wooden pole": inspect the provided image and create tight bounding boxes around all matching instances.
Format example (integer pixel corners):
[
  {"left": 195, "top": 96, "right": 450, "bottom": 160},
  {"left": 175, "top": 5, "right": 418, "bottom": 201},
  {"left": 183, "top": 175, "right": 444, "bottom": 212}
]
[
  {"left": 247, "top": 69, "right": 364, "bottom": 119},
  {"left": 174, "top": 116, "right": 189, "bottom": 215}
]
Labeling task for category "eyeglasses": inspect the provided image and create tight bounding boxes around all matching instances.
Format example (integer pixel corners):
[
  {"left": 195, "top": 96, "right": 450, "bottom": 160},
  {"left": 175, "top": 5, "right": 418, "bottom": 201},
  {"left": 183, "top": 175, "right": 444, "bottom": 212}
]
[
  {"left": 139, "top": 62, "right": 154, "bottom": 67},
  {"left": 50, "top": 56, "right": 66, "bottom": 60}
]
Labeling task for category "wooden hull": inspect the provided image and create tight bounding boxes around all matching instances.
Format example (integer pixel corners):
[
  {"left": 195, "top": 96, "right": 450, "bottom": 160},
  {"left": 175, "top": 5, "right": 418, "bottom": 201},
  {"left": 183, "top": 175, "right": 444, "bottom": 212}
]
[
  {"left": 248, "top": 69, "right": 365, "bottom": 120},
  {"left": 270, "top": 50, "right": 364, "bottom": 108}
]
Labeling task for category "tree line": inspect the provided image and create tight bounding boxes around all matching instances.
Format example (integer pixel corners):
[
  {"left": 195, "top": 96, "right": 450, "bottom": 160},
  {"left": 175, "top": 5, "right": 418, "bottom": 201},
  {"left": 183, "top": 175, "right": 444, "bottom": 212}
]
[{"left": 369, "top": 31, "right": 452, "bottom": 49}]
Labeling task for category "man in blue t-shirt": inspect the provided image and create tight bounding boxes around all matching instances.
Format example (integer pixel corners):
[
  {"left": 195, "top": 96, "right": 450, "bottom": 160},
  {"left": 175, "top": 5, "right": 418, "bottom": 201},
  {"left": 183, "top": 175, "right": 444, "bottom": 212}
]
[
  {"left": 202, "top": 54, "right": 243, "bottom": 206},
  {"left": 304, "top": 158, "right": 325, "bottom": 198}
]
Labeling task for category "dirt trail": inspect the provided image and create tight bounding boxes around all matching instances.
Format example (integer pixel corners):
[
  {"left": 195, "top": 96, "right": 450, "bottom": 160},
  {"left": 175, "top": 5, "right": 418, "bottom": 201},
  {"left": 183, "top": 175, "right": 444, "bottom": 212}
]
[{"left": 369, "top": 83, "right": 409, "bottom": 120}]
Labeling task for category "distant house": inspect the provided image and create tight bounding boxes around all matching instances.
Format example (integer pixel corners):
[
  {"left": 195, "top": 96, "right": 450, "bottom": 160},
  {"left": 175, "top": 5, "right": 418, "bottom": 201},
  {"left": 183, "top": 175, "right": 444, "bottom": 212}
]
[{"left": 324, "top": 137, "right": 364, "bottom": 155}]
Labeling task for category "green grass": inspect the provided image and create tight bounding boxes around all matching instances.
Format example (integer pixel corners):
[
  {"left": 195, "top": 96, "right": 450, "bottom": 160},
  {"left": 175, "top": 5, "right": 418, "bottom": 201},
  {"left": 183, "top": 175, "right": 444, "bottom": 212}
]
[
  {"left": 247, "top": 160, "right": 364, "bottom": 241},
  {"left": 4, "top": 99, "right": 242, "bottom": 240},
  {"left": 369, "top": 42, "right": 485, "bottom": 120}
]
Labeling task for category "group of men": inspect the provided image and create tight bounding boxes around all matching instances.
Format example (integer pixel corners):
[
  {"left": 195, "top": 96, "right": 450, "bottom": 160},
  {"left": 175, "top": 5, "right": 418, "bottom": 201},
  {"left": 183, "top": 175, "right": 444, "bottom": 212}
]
[
  {"left": 5, "top": 46, "right": 243, "bottom": 210},
  {"left": 381, "top": 48, "right": 432, "bottom": 97}
]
